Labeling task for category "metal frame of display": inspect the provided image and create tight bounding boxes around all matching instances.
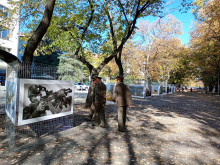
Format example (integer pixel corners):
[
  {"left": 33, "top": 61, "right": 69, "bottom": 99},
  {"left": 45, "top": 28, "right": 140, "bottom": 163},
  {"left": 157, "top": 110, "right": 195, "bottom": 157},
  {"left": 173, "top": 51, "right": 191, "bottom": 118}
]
[{"left": 4, "top": 62, "right": 75, "bottom": 143}]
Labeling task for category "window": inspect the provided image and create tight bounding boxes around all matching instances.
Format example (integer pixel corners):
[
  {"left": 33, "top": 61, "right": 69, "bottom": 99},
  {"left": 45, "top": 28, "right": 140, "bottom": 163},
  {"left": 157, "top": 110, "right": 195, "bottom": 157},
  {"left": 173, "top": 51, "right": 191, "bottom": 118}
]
[
  {"left": 0, "top": 5, "right": 9, "bottom": 18},
  {"left": 0, "top": 5, "right": 10, "bottom": 40},
  {"left": 1, "top": 28, "right": 9, "bottom": 39}
]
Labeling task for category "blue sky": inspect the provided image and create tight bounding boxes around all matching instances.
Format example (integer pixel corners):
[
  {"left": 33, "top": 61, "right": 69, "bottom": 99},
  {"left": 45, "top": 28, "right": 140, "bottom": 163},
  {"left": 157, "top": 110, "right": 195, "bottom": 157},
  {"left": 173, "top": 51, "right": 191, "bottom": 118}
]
[
  {"left": 136, "top": 7, "right": 196, "bottom": 46},
  {"left": 173, "top": 10, "right": 195, "bottom": 45}
]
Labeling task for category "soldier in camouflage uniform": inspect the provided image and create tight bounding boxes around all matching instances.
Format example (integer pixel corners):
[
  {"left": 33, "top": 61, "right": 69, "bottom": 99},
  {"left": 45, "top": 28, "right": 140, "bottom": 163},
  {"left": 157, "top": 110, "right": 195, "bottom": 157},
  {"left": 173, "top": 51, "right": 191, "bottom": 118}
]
[
  {"left": 23, "top": 85, "right": 49, "bottom": 119},
  {"left": 92, "top": 76, "right": 107, "bottom": 127},
  {"left": 23, "top": 85, "right": 72, "bottom": 119}
]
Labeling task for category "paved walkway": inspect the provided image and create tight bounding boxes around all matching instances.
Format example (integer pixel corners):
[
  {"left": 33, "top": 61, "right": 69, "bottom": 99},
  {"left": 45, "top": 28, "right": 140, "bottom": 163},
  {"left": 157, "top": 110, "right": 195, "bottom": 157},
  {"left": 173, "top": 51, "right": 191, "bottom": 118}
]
[{"left": 0, "top": 92, "right": 219, "bottom": 165}]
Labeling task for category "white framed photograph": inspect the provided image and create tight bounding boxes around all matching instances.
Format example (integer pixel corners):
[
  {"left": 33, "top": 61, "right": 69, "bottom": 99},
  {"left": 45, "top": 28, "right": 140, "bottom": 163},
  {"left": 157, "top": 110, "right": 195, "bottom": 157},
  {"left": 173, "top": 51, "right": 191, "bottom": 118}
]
[
  {"left": 151, "top": 85, "right": 160, "bottom": 96},
  {"left": 106, "top": 83, "right": 115, "bottom": 101},
  {"left": 18, "top": 79, "right": 74, "bottom": 126},
  {"left": 5, "top": 78, "right": 18, "bottom": 124},
  {"left": 129, "top": 85, "right": 144, "bottom": 98}
]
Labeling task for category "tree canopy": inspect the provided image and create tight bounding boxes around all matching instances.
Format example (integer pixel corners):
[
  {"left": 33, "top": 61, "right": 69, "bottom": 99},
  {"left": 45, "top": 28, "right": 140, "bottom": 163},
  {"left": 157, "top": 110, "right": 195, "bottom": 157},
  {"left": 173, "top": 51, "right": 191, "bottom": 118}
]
[
  {"left": 190, "top": 0, "right": 220, "bottom": 92},
  {"left": 0, "top": 0, "right": 200, "bottom": 88},
  {"left": 0, "top": 0, "right": 56, "bottom": 72}
]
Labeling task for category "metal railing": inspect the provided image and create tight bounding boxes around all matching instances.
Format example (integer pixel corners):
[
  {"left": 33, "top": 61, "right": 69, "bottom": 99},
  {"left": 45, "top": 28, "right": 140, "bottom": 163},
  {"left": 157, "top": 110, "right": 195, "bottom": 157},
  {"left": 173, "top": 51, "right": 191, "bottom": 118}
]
[{"left": 9, "top": 62, "right": 59, "bottom": 80}]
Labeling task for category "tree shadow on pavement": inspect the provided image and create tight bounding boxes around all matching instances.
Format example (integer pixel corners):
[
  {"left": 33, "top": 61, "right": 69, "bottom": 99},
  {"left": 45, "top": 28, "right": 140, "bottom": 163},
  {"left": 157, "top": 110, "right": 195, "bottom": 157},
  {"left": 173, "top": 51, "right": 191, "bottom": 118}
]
[
  {"left": 22, "top": 104, "right": 89, "bottom": 137},
  {"left": 134, "top": 92, "right": 220, "bottom": 132},
  {"left": 0, "top": 92, "right": 219, "bottom": 164},
  {"left": 129, "top": 92, "right": 220, "bottom": 164}
]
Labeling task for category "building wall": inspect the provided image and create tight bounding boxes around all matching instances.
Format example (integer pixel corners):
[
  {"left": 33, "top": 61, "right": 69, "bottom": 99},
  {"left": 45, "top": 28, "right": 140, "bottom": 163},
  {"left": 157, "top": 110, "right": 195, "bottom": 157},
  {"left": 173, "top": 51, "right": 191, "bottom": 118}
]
[
  {"left": 0, "top": 0, "right": 20, "bottom": 87},
  {"left": 0, "top": 0, "right": 20, "bottom": 56}
]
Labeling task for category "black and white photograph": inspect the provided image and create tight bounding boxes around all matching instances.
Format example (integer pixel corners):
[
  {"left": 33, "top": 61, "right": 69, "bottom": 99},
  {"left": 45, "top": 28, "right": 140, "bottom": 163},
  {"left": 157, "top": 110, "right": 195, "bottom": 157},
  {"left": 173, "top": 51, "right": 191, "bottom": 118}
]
[
  {"left": 130, "top": 85, "right": 144, "bottom": 98},
  {"left": 18, "top": 79, "right": 74, "bottom": 126},
  {"left": 160, "top": 86, "right": 166, "bottom": 94},
  {"left": 151, "top": 85, "right": 160, "bottom": 96},
  {"left": 5, "top": 79, "right": 17, "bottom": 124}
]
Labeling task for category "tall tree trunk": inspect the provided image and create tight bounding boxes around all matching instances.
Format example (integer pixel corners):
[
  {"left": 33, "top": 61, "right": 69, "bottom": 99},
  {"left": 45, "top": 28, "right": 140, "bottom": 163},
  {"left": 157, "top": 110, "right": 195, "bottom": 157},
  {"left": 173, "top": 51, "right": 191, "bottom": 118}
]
[
  {"left": 147, "top": 77, "right": 152, "bottom": 96},
  {"left": 21, "top": 0, "right": 56, "bottom": 78},
  {"left": 82, "top": 51, "right": 118, "bottom": 107},
  {"left": 85, "top": 81, "right": 95, "bottom": 108},
  {"left": 165, "top": 79, "right": 168, "bottom": 94},
  {"left": 84, "top": 0, "right": 154, "bottom": 107},
  {"left": 85, "top": 69, "right": 100, "bottom": 108},
  {"left": 0, "top": 0, "right": 56, "bottom": 78},
  {"left": 115, "top": 49, "right": 124, "bottom": 76}
]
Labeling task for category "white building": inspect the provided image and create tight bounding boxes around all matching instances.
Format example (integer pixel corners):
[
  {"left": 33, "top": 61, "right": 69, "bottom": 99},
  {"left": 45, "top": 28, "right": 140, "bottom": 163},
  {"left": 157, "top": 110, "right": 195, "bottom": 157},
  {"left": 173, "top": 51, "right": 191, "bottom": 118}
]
[{"left": 0, "top": 0, "right": 20, "bottom": 87}]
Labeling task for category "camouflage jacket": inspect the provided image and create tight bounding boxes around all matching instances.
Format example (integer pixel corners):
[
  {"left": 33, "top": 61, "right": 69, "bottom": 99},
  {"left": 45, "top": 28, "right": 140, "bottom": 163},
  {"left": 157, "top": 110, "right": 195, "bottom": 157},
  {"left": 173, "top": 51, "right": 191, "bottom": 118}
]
[{"left": 93, "top": 81, "right": 106, "bottom": 104}]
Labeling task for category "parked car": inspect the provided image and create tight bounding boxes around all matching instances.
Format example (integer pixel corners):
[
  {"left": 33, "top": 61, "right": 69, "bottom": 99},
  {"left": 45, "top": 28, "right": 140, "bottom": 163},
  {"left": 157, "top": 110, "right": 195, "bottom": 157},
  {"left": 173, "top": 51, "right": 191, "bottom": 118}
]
[
  {"left": 31, "top": 74, "right": 55, "bottom": 80},
  {"left": 74, "top": 82, "right": 89, "bottom": 91}
]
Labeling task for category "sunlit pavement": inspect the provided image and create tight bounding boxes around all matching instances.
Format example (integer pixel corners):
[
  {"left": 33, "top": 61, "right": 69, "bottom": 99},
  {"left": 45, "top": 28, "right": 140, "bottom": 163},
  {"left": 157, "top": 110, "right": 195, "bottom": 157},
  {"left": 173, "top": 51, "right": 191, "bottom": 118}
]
[
  {"left": 74, "top": 90, "right": 88, "bottom": 104},
  {"left": 0, "top": 92, "right": 219, "bottom": 165}
]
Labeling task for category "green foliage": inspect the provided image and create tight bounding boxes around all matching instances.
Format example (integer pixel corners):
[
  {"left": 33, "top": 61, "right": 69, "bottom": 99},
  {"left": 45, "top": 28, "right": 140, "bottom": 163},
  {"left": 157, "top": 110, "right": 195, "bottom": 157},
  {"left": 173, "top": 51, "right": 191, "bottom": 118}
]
[
  {"left": 168, "top": 50, "right": 195, "bottom": 85},
  {"left": 33, "top": 52, "right": 60, "bottom": 66},
  {"left": 46, "top": 0, "right": 106, "bottom": 55},
  {"left": 191, "top": 0, "right": 208, "bottom": 20},
  {"left": 57, "top": 55, "right": 82, "bottom": 82},
  {"left": 190, "top": 0, "right": 220, "bottom": 90},
  {"left": 7, "top": 0, "right": 195, "bottom": 85},
  {"left": 124, "top": 75, "right": 139, "bottom": 84},
  {"left": 9, "top": 0, "right": 47, "bottom": 33}
]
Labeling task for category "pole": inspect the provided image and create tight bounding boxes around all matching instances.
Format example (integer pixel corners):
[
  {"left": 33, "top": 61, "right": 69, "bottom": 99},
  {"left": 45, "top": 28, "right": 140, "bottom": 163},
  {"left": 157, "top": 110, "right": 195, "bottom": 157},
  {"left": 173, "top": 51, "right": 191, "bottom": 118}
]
[
  {"left": 218, "top": 69, "right": 220, "bottom": 95},
  {"left": 143, "top": 62, "right": 146, "bottom": 99},
  {"left": 144, "top": 73, "right": 146, "bottom": 99},
  {"left": 81, "top": 66, "right": 83, "bottom": 83}
]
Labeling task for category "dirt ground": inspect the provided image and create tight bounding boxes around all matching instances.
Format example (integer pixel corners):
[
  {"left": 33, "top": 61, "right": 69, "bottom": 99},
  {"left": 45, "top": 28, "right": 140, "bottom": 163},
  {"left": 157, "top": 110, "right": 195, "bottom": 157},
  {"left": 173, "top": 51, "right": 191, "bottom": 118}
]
[{"left": 0, "top": 92, "right": 219, "bottom": 165}]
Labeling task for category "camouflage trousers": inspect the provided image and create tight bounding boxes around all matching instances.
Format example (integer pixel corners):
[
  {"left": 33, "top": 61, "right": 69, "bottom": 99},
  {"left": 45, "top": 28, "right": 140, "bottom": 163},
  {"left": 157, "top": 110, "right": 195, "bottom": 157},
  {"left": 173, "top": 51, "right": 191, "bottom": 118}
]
[{"left": 88, "top": 102, "right": 106, "bottom": 127}]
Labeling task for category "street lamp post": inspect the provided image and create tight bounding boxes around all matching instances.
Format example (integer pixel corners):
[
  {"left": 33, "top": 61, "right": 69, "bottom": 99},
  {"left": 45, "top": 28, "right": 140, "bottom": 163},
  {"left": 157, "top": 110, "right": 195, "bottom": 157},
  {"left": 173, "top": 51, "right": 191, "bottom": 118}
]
[{"left": 143, "top": 62, "right": 146, "bottom": 99}]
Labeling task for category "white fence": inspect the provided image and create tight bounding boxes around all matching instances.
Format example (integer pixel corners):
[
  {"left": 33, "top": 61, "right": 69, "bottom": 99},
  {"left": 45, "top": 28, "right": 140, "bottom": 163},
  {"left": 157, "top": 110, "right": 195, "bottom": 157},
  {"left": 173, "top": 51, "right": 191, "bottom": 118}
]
[{"left": 105, "top": 83, "right": 176, "bottom": 100}]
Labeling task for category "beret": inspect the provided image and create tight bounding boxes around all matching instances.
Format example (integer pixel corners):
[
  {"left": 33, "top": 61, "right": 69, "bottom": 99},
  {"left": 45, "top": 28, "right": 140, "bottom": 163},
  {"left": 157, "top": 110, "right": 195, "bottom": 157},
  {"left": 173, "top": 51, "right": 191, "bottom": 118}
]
[{"left": 116, "top": 76, "right": 124, "bottom": 80}]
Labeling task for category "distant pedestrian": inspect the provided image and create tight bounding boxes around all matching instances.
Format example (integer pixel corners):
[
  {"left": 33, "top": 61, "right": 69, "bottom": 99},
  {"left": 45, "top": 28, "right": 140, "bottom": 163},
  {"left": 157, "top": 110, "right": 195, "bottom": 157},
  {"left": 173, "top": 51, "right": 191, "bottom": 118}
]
[
  {"left": 190, "top": 88, "right": 193, "bottom": 92},
  {"left": 92, "top": 76, "right": 107, "bottom": 127},
  {"left": 113, "top": 76, "right": 132, "bottom": 132}
]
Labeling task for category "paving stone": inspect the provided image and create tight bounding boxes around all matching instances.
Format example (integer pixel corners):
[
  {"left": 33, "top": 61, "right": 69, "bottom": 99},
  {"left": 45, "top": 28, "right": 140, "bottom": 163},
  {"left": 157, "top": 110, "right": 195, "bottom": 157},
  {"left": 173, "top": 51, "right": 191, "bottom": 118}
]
[{"left": 0, "top": 92, "right": 219, "bottom": 165}]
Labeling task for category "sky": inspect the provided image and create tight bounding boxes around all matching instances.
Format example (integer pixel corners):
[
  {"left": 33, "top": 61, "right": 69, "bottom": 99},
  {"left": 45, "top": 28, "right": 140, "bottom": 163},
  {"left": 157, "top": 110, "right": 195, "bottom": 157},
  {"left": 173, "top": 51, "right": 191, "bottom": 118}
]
[
  {"left": 136, "top": 4, "right": 196, "bottom": 46},
  {"left": 17, "top": 1, "right": 196, "bottom": 48},
  {"left": 173, "top": 10, "right": 196, "bottom": 45}
]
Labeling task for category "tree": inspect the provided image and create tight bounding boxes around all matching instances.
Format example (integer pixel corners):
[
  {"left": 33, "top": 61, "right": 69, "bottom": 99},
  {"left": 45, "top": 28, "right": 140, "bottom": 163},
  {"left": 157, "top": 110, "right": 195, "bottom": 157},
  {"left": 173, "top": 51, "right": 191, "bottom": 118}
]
[
  {"left": 1, "top": 0, "right": 194, "bottom": 104},
  {"left": 190, "top": 0, "right": 220, "bottom": 93},
  {"left": 135, "top": 15, "right": 184, "bottom": 91},
  {"left": 191, "top": 0, "right": 207, "bottom": 20},
  {"left": 57, "top": 55, "right": 83, "bottom": 82},
  {"left": 100, "top": 41, "right": 140, "bottom": 83},
  {"left": 42, "top": 0, "right": 169, "bottom": 106},
  {"left": 0, "top": 0, "right": 56, "bottom": 77},
  {"left": 101, "top": 0, "right": 165, "bottom": 77},
  {"left": 168, "top": 47, "right": 194, "bottom": 87}
]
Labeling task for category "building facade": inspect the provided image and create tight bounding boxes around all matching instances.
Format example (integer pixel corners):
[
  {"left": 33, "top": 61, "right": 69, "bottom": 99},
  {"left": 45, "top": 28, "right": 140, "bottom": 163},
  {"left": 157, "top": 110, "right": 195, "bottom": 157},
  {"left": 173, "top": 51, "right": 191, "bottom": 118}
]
[{"left": 0, "top": 0, "right": 20, "bottom": 86}]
